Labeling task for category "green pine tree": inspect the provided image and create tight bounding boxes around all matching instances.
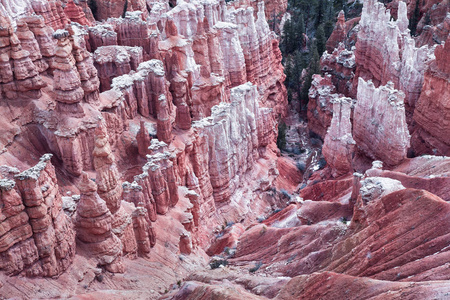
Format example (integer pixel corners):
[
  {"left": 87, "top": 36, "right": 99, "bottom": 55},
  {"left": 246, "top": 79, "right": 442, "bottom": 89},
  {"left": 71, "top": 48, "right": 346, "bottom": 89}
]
[
  {"left": 315, "top": 25, "right": 326, "bottom": 56},
  {"left": 409, "top": 0, "right": 420, "bottom": 36},
  {"left": 122, "top": 0, "right": 128, "bottom": 18}
]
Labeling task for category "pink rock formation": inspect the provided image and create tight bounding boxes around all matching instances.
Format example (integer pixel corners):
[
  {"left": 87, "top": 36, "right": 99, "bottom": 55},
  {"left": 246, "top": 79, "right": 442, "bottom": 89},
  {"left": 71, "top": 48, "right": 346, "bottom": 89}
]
[
  {"left": 0, "top": 0, "right": 292, "bottom": 294},
  {"left": 25, "top": 15, "right": 55, "bottom": 73},
  {"left": 190, "top": 20, "right": 226, "bottom": 120},
  {"left": 136, "top": 150, "right": 179, "bottom": 215},
  {"left": 110, "top": 59, "right": 174, "bottom": 122},
  {"left": 108, "top": 12, "right": 158, "bottom": 60},
  {"left": 322, "top": 97, "right": 355, "bottom": 177},
  {"left": 326, "top": 10, "right": 346, "bottom": 53},
  {"left": 231, "top": 2, "right": 288, "bottom": 116},
  {"left": 192, "top": 83, "right": 266, "bottom": 203},
  {"left": 179, "top": 232, "right": 192, "bottom": 254},
  {"left": 95, "top": 0, "right": 127, "bottom": 21},
  {"left": 52, "top": 29, "right": 85, "bottom": 116},
  {"left": 136, "top": 120, "right": 152, "bottom": 157},
  {"left": 415, "top": 13, "right": 450, "bottom": 47},
  {"left": 233, "top": 181, "right": 450, "bottom": 281},
  {"left": 123, "top": 180, "right": 157, "bottom": 222},
  {"left": 306, "top": 75, "right": 337, "bottom": 139},
  {"left": 277, "top": 271, "right": 450, "bottom": 300},
  {"left": 64, "top": 0, "right": 91, "bottom": 26},
  {"left": 94, "top": 45, "right": 143, "bottom": 92},
  {"left": 93, "top": 123, "right": 122, "bottom": 214},
  {"left": 0, "top": 0, "right": 32, "bottom": 21},
  {"left": 321, "top": 43, "right": 356, "bottom": 97},
  {"left": 31, "top": 0, "right": 70, "bottom": 30},
  {"left": 365, "top": 156, "right": 450, "bottom": 201},
  {"left": 160, "top": 19, "right": 193, "bottom": 130},
  {"left": 214, "top": 21, "right": 247, "bottom": 89},
  {"left": 0, "top": 154, "right": 76, "bottom": 277},
  {"left": 206, "top": 223, "right": 244, "bottom": 256},
  {"left": 354, "top": 0, "right": 434, "bottom": 118},
  {"left": 132, "top": 206, "right": 155, "bottom": 257},
  {"left": 15, "top": 19, "right": 47, "bottom": 73},
  {"left": 68, "top": 24, "right": 100, "bottom": 104},
  {"left": 75, "top": 172, "right": 124, "bottom": 273},
  {"left": 260, "top": 0, "right": 287, "bottom": 22},
  {"left": 88, "top": 24, "right": 118, "bottom": 52},
  {"left": 353, "top": 78, "right": 410, "bottom": 166},
  {"left": 111, "top": 202, "right": 137, "bottom": 257},
  {"left": 412, "top": 37, "right": 450, "bottom": 156},
  {"left": 0, "top": 17, "right": 45, "bottom": 100},
  {"left": 77, "top": 0, "right": 96, "bottom": 24}
]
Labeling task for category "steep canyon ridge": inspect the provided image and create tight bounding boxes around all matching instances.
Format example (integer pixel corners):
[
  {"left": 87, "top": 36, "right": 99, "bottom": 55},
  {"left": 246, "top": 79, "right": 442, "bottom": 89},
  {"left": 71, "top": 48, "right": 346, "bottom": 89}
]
[{"left": 0, "top": 0, "right": 448, "bottom": 299}]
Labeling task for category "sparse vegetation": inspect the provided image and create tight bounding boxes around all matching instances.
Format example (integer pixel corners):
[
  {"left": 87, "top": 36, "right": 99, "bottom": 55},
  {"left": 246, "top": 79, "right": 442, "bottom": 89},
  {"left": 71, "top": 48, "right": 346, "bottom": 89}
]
[
  {"left": 280, "top": 189, "right": 292, "bottom": 200},
  {"left": 277, "top": 121, "right": 287, "bottom": 150},
  {"left": 409, "top": 0, "right": 421, "bottom": 36},
  {"left": 88, "top": 0, "right": 98, "bottom": 20},
  {"left": 209, "top": 258, "right": 229, "bottom": 269},
  {"left": 249, "top": 261, "right": 263, "bottom": 273},
  {"left": 318, "top": 158, "right": 327, "bottom": 169},
  {"left": 259, "top": 225, "right": 267, "bottom": 235},
  {"left": 122, "top": 0, "right": 128, "bottom": 18},
  {"left": 296, "top": 161, "right": 306, "bottom": 172},
  {"left": 281, "top": 0, "right": 354, "bottom": 111}
]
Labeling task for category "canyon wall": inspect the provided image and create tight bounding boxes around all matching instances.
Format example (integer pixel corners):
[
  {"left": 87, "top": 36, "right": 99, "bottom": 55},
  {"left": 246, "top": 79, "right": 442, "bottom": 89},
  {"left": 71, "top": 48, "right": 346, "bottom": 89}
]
[{"left": 0, "top": 0, "right": 288, "bottom": 279}]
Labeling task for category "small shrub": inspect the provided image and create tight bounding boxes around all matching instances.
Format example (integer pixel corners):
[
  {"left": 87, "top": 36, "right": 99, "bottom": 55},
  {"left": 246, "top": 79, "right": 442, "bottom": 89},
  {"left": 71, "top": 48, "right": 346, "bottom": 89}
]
[
  {"left": 310, "top": 138, "right": 322, "bottom": 147},
  {"left": 226, "top": 221, "right": 235, "bottom": 228},
  {"left": 88, "top": 0, "right": 98, "bottom": 19},
  {"left": 272, "top": 208, "right": 282, "bottom": 214},
  {"left": 210, "top": 259, "right": 228, "bottom": 269},
  {"left": 224, "top": 247, "right": 236, "bottom": 256},
  {"left": 277, "top": 122, "right": 287, "bottom": 150},
  {"left": 122, "top": 0, "right": 128, "bottom": 18},
  {"left": 249, "top": 261, "right": 263, "bottom": 273},
  {"left": 318, "top": 158, "right": 327, "bottom": 169},
  {"left": 296, "top": 161, "right": 306, "bottom": 172},
  {"left": 280, "top": 189, "right": 292, "bottom": 200},
  {"left": 259, "top": 225, "right": 267, "bottom": 235},
  {"left": 286, "top": 255, "right": 296, "bottom": 264}
]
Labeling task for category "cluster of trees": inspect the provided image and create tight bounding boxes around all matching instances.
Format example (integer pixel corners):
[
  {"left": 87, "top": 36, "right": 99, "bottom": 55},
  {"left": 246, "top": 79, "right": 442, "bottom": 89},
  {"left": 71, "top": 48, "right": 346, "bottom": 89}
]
[
  {"left": 276, "top": 0, "right": 364, "bottom": 150},
  {"left": 279, "top": 0, "right": 362, "bottom": 109}
]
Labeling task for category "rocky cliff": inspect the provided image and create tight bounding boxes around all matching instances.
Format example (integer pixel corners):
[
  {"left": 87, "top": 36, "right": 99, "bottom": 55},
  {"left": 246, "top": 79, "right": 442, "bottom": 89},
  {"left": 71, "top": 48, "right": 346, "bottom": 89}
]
[{"left": 0, "top": 0, "right": 290, "bottom": 290}]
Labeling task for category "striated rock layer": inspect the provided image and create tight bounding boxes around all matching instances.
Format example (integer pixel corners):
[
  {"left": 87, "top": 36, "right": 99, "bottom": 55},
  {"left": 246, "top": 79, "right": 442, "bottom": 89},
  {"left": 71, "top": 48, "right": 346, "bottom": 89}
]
[
  {"left": 306, "top": 74, "right": 338, "bottom": 139},
  {"left": 322, "top": 96, "right": 355, "bottom": 177},
  {"left": 75, "top": 172, "right": 124, "bottom": 273},
  {"left": 354, "top": 0, "right": 434, "bottom": 119},
  {"left": 412, "top": 37, "right": 450, "bottom": 156},
  {"left": 353, "top": 78, "right": 410, "bottom": 166},
  {"left": 0, "top": 154, "right": 76, "bottom": 277},
  {"left": 0, "top": 0, "right": 289, "bottom": 281}
]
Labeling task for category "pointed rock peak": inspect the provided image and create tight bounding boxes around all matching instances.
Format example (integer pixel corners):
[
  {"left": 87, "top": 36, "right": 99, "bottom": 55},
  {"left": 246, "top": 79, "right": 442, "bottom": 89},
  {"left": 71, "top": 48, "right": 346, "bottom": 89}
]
[
  {"left": 79, "top": 172, "right": 97, "bottom": 194},
  {"left": 338, "top": 10, "right": 345, "bottom": 21},
  {"left": 95, "top": 121, "right": 109, "bottom": 139}
]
